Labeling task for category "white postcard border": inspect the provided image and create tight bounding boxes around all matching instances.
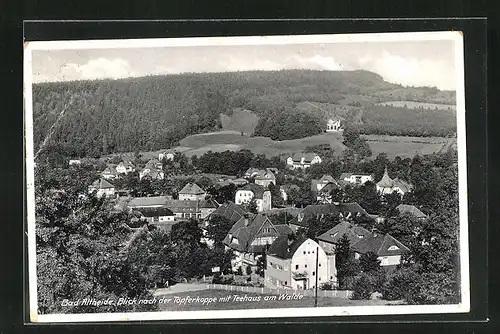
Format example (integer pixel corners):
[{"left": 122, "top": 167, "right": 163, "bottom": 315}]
[{"left": 24, "top": 31, "right": 470, "bottom": 323}]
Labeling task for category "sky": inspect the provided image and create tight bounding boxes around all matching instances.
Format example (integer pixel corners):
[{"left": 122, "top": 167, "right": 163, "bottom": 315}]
[{"left": 31, "top": 39, "right": 457, "bottom": 91}]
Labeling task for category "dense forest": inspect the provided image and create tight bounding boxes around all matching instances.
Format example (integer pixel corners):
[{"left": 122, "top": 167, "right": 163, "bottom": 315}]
[{"left": 33, "top": 70, "right": 456, "bottom": 159}]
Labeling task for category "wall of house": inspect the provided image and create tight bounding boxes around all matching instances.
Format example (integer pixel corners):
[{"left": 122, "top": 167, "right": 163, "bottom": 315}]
[
  {"left": 235, "top": 190, "right": 254, "bottom": 205},
  {"left": 159, "top": 215, "right": 175, "bottom": 222},
  {"left": 179, "top": 193, "right": 205, "bottom": 201},
  {"left": 378, "top": 255, "right": 402, "bottom": 266},
  {"left": 265, "top": 255, "right": 292, "bottom": 289},
  {"left": 250, "top": 236, "right": 276, "bottom": 247},
  {"left": 261, "top": 191, "right": 272, "bottom": 212},
  {"left": 290, "top": 240, "right": 329, "bottom": 290},
  {"left": 96, "top": 188, "right": 115, "bottom": 198}
]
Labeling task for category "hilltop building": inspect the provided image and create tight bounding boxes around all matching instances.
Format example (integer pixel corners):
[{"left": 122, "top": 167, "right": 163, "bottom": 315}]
[{"left": 326, "top": 118, "right": 343, "bottom": 132}]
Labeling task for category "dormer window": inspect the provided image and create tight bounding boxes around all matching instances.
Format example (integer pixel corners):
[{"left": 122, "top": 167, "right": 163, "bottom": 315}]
[
  {"left": 330, "top": 232, "right": 339, "bottom": 238},
  {"left": 388, "top": 245, "right": 400, "bottom": 251},
  {"left": 298, "top": 213, "right": 304, "bottom": 222}
]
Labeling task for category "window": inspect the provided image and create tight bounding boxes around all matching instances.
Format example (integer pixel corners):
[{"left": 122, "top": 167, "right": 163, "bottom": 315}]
[
  {"left": 303, "top": 251, "right": 306, "bottom": 254},
  {"left": 388, "top": 245, "right": 400, "bottom": 251},
  {"left": 312, "top": 271, "right": 315, "bottom": 276},
  {"left": 284, "top": 281, "right": 287, "bottom": 285},
  {"left": 305, "top": 264, "right": 307, "bottom": 268},
  {"left": 318, "top": 263, "right": 321, "bottom": 267},
  {"left": 319, "top": 278, "right": 321, "bottom": 281},
  {"left": 330, "top": 276, "right": 333, "bottom": 280},
  {"left": 295, "top": 264, "right": 299, "bottom": 270}
]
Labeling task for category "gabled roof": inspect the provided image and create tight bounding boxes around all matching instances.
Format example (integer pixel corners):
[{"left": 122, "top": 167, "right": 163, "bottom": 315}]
[
  {"left": 209, "top": 201, "right": 248, "bottom": 223},
  {"left": 102, "top": 165, "right": 118, "bottom": 175},
  {"left": 352, "top": 233, "right": 410, "bottom": 256},
  {"left": 317, "top": 221, "right": 372, "bottom": 245},
  {"left": 267, "top": 234, "right": 309, "bottom": 260},
  {"left": 179, "top": 182, "right": 206, "bottom": 195},
  {"left": 90, "top": 178, "right": 115, "bottom": 189},
  {"left": 237, "top": 183, "right": 267, "bottom": 199},
  {"left": 319, "top": 182, "right": 342, "bottom": 194},
  {"left": 290, "top": 203, "right": 369, "bottom": 227},
  {"left": 396, "top": 204, "right": 427, "bottom": 219},
  {"left": 137, "top": 206, "right": 174, "bottom": 217},
  {"left": 392, "top": 178, "right": 413, "bottom": 193},
  {"left": 319, "top": 175, "right": 336, "bottom": 183},
  {"left": 117, "top": 161, "right": 135, "bottom": 168},
  {"left": 255, "top": 170, "right": 276, "bottom": 180},
  {"left": 199, "top": 198, "right": 219, "bottom": 209},
  {"left": 245, "top": 167, "right": 260, "bottom": 175}
]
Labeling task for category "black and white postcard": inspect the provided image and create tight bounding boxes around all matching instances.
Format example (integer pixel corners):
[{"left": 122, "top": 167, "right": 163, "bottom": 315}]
[{"left": 24, "top": 31, "right": 469, "bottom": 322}]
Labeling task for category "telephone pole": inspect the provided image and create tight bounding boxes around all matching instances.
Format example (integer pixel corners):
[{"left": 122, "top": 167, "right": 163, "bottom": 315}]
[{"left": 314, "top": 246, "right": 319, "bottom": 307}]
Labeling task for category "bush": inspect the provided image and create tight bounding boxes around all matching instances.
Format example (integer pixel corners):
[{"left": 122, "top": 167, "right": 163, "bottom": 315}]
[
  {"left": 320, "top": 282, "right": 335, "bottom": 291},
  {"left": 245, "top": 265, "right": 253, "bottom": 275},
  {"left": 351, "top": 273, "right": 376, "bottom": 300},
  {"left": 381, "top": 267, "right": 420, "bottom": 301}
]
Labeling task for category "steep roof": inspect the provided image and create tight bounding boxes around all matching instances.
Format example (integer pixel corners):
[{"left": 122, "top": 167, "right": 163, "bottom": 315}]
[
  {"left": 102, "top": 165, "right": 118, "bottom": 175},
  {"left": 179, "top": 182, "right": 206, "bottom": 195},
  {"left": 319, "top": 175, "right": 336, "bottom": 183},
  {"left": 396, "top": 204, "right": 427, "bottom": 219},
  {"left": 199, "top": 198, "right": 219, "bottom": 209},
  {"left": 237, "top": 183, "right": 267, "bottom": 199},
  {"left": 91, "top": 178, "right": 115, "bottom": 189},
  {"left": 209, "top": 201, "right": 248, "bottom": 223},
  {"left": 316, "top": 221, "right": 372, "bottom": 245},
  {"left": 267, "top": 234, "right": 309, "bottom": 260},
  {"left": 376, "top": 167, "right": 394, "bottom": 188},
  {"left": 319, "top": 182, "right": 342, "bottom": 194},
  {"left": 352, "top": 233, "right": 410, "bottom": 256},
  {"left": 255, "top": 170, "right": 276, "bottom": 180},
  {"left": 137, "top": 206, "right": 174, "bottom": 217},
  {"left": 392, "top": 178, "right": 413, "bottom": 193},
  {"left": 291, "top": 152, "right": 320, "bottom": 163}
]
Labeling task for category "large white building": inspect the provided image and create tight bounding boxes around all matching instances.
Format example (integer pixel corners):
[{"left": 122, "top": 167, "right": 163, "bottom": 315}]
[
  {"left": 286, "top": 153, "right": 322, "bottom": 170},
  {"left": 326, "top": 118, "right": 343, "bottom": 132},
  {"left": 265, "top": 234, "right": 336, "bottom": 290},
  {"left": 340, "top": 173, "right": 374, "bottom": 185},
  {"left": 234, "top": 184, "right": 272, "bottom": 212}
]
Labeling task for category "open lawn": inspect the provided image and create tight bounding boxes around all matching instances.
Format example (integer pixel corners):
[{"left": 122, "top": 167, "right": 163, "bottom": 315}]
[{"left": 155, "top": 289, "right": 402, "bottom": 312}]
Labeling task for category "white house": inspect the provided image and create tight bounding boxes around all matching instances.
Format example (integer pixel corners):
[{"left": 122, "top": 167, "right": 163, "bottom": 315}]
[
  {"left": 234, "top": 184, "right": 272, "bottom": 212},
  {"left": 139, "top": 168, "right": 165, "bottom": 180},
  {"left": 340, "top": 173, "right": 374, "bottom": 185},
  {"left": 265, "top": 234, "right": 336, "bottom": 290},
  {"left": 159, "top": 151, "right": 175, "bottom": 161},
  {"left": 136, "top": 206, "right": 175, "bottom": 223},
  {"left": 101, "top": 165, "right": 118, "bottom": 180},
  {"left": 178, "top": 182, "right": 207, "bottom": 201},
  {"left": 376, "top": 167, "right": 413, "bottom": 196},
  {"left": 254, "top": 170, "right": 276, "bottom": 188},
  {"left": 286, "top": 153, "right": 322, "bottom": 170},
  {"left": 116, "top": 161, "right": 135, "bottom": 175},
  {"left": 69, "top": 159, "right": 81, "bottom": 166},
  {"left": 326, "top": 118, "right": 343, "bottom": 132},
  {"left": 88, "top": 178, "right": 115, "bottom": 198}
]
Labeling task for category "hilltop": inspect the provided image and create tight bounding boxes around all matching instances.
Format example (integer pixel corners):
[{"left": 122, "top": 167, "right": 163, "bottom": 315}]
[{"left": 32, "top": 69, "right": 456, "bottom": 159}]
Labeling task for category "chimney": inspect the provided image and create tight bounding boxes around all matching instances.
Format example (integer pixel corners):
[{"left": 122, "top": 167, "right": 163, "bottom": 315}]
[
  {"left": 287, "top": 233, "right": 296, "bottom": 246},
  {"left": 243, "top": 213, "right": 250, "bottom": 227}
]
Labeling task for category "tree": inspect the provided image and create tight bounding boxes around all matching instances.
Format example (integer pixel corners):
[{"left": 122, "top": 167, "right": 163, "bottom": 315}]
[
  {"left": 256, "top": 251, "right": 267, "bottom": 277},
  {"left": 207, "top": 184, "right": 237, "bottom": 204},
  {"left": 359, "top": 252, "right": 381, "bottom": 273},
  {"left": 335, "top": 234, "right": 360, "bottom": 289},
  {"left": 205, "top": 215, "right": 234, "bottom": 249},
  {"left": 244, "top": 199, "right": 258, "bottom": 214},
  {"left": 268, "top": 183, "right": 284, "bottom": 208},
  {"left": 305, "top": 214, "right": 341, "bottom": 239},
  {"left": 351, "top": 272, "right": 376, "bottom": 300},
  {"left": 170, "top": 219, "right": 203, "bottom": 249}
]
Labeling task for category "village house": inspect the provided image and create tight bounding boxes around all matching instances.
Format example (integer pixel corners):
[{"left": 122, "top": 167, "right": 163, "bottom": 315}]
[
  {"left": 288, "top": 203, "right": 370, "bottom": 232},
  {"left": 286, "top": 153, "right": 322, "bottom": 170},
  {"left": 145, "top": 158, "right": 163, "bottom": 170},
  {"left": 265, "top": 234, "right": 336, "bottom": 290},
  {"left": 115, "top": 161, "right": 135, "bottom": 175},
  {"left": 254, "top": 170, "right": 277, "bottom": 188},
  {"left": 396, "top": 204, "right": 428, "bottom": 220},
  {"left": 101, "top": 165, "right": 119, "bottom": 180},
  {"left": 279, "top": 184, "right": 301, "bottom": 203},
  {"left": 223, "top": 213, "right": 292, "bottom": 272},
  {"left": 340, "top": 173, "right": 374, "bottom": 185},
  {"left": 135, "top": 207, "right": 175, "bottom": 224},
  {"left": 88, "top": 178, "right": 116, "bottom": 198},
  {"left": 139, "top": 168, "right": 165, "bottom": 181},
  {"left": 234, "top": 183, "right": 272, "bottom": 212},
  {"left": 376, "top": 167, "right": 413, "bottom": 196},
  {"left": 68, "top": 159, "right": 82, "bottom": 166},
  {"left": 326, "top": 118, "right": 343, "bottom": 132},
  {"left": 316, "top": 182, "right": 345, "bottom": 204},
  {"left": 127, "top": 196, "right": 217, "bottom": 220},
  {"left": 317, "top": 222, "right": 409, "bottom": 269},
  {"left": 178, "top": 182, "right": 207, "bottom": 201},
  {"left": 206, "top": 201, "right": 248, "bottom": 224},
  {"left": 311, "top": 175, "right": 338, "bottom": 192}
]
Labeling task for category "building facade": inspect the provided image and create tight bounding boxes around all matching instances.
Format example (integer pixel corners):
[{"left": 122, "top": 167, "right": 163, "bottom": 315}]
[{"left": 234, "top": 184, "right": 272, "bottom": 212}]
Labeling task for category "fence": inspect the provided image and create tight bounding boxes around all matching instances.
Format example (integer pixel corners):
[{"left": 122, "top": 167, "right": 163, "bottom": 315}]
[{"left": 205, "top": 284, "right": 352, "bottom": 299}]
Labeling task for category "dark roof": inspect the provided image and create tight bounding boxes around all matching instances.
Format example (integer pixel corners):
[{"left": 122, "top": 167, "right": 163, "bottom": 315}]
[
  {"left": 128, "top": 196, "right": 169, "bottom": 207},
  {"left": 137, "top": 207, "right": 174, "bottom": 217},
  {"left": 289, "top": 203, "right": 369, "bottom": 227},
  {"left": 179, "top": 182, "right": 206, "bottom": 195},
  {"left": 376, "top": 167, "right": 412, "bottom": 192},
  {"left": 90, "top": 178, "right": 115, "bottom": 189},
  {"left": 199, "top": 198, "right": 219, "bottom": 209},
  {"left": 237, "top": 183, "right": 267, "bottom": 199},
  {"left": 396, "top": 204, "right": 427, "bottom": 219},
  {"left": 352, "top": 233, "right": 410, "bottom": 256},
  {"left": 267, "top": 234, "right": 309, "bottom": 259},
  {"left": 209, "top": 201, "right": 248, "bottom": 223},
  {"left": 317, "top": 222, "right": 372, "bottom": 245},
  {"left": 223, "top": 214, "right": 288, "bottom": 253},
  {"left": 319, "top": 182, "right": 342, "bottom": 194}
]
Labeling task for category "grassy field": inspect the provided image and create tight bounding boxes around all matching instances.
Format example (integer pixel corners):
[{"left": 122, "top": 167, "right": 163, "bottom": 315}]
[{"left": 155, "top": 289, "right": 401, "bottom": 312}]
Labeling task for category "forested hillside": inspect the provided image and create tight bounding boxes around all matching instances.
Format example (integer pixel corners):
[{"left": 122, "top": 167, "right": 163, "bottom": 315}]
[{"left": 33, "top": 70, "right": 456, "bottom": 159}]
